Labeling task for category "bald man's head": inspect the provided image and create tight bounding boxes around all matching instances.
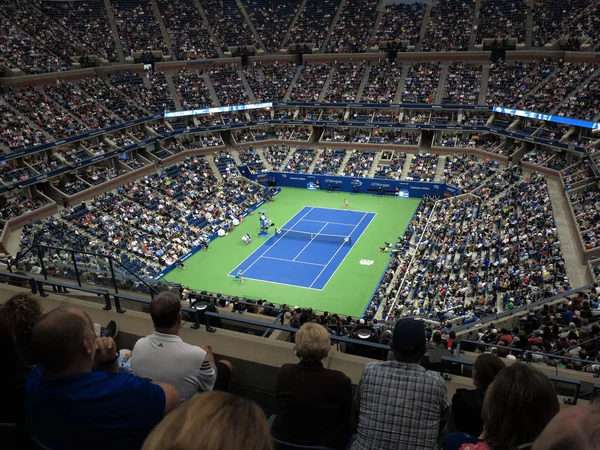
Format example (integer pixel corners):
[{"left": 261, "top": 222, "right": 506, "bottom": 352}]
[
  {"left": 533, "top": 403, "right": 600, "bottom": 450},
  {"left": 29, "top": 307, "right": 96, "bottom": 375}
]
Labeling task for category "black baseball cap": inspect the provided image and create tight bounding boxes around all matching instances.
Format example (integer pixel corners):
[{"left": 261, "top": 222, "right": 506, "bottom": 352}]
[{"left": 393, "top": 318, "right": 426, "bottom": 349}]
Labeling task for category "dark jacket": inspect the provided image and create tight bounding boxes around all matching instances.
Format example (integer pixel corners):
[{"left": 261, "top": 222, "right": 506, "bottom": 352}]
[
  {"left": 451, "top": 387, "right": 486, "bottom": 438},
  {"left": 272, "top": 360, "right": 355, "bottom": 450}
]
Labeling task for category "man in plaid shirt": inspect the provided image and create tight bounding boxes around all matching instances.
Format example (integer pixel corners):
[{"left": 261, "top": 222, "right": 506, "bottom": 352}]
[{"left": 352, "top": 318, "right": 450, "bottom": 450}]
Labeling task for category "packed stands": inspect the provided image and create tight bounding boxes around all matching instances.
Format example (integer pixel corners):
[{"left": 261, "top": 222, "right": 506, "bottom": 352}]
[
  {"left": 486, "top": 60, "right": 555, "bottom": 107},
  {"left": 532, "top": 0, "right": 592, "bottom": 47},
  {"left": 326, "top": 0, "right": 377, "bottom": 53},
  {"left": 288, "top": 63, "right": 332, "bottom": 102},
  {"left": 475, "top": 0, "right": 527, "bottom": 43},
  {"left": 238, "top": 147, "right": 266, "bottom": 173},
  {"left": 401, "top": 62, "right": 442, "bottom": 103},
  {"left": 569, "top": 187, "right": 600, "bottom": 249},
  {"left": 264, "top": 144, "right": 292, "bottom": 170},
  {"left": 374, "top": 151, "right": 408, "bottom": 179},
  {"left": 243, "top": 64, "right": 296, "bottom": 102},
  {"left": 173, "top": 69, "right": 214, "bottom": 109},
  {"left": 516, "top": 62, "right": 596, "bottom": 113},
  {"left": 79, "top": 77, "right": 148, "bottom": 121},
  {"left": 442, "top": 62, "right": 483, "bottom": 105},
  {"left": 287, "top": 0, "right": 342, "bottom": 48},
  {"left": 0, "top": 194, "right": 48, "bottom": 231},
  {"left": 112, "top": 0, "right": 168, "bottom": 55},
  {"left": 374, "top": 2, "right": 426, "bottom": 45},
  {"left": 312, "top": 148, "right": 346, "bottom": 175},
  {"left": 440, "top": 154, "right": 501, "bottom": 192},
  {"left": 110, "top": 70, "right": 175, "bottom": 114},
  {"left": 285, "top": 148, "right": 318, "bottom": 173},
  {"left": 201, "top": 0, "right": 257, "bottom": 51},
  {"left": 422, "top": 0, "right": 474, "bottom": 51},
  {"left": 340, "top": 150, "right": 375, "bottom": 177},
  {"left": 4, "top": 87, "right": 88, "bottom": 139},
  {"left": 361, "top": 61, "right": 403, "bottom": 103},
  {"left": 209, "top": 68, "right": 250, "bottom": 107},
  {"left": 38, "top": 0, "right": 118, "bottom": 62},
  {"left": 406, "top": 153, "right": 439, "bottom": 182},
  {"left": 323, "top": 62, "right": 367, "bottom": 103},
  {"left": 241, "top": 0, "right": 301, "bottom": 52},
  {"left": 155, "top": 0, "right": 219, "bottom": 61},
  {"left": 554, "top": 70, "right": 600, "bottom": 120}
]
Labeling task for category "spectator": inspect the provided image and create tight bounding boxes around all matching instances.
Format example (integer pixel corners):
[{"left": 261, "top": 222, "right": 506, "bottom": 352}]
[
  {"left": 272, "top": 323, "right": 354, "bottom": 450},
  {"left": 442, "top": 363, "right": 560, "bottom": 450},
  {"left": 533, "top": 402, "right": 600, "bottom": 450},
  {"left": 130, "top": 292, "right": 232, "bottom": 400},
  {"left": 450, "top": 354, "right": 506, "bottom": 438},
  {"left": 352, "top": 318, "right": 450, "bottom": 450},
  {"left": 0, "top": 293, "right": 42, "bottom": 423},
  {"left": 142, "top": 391, "right": 272, "bottom": 450},
  {"left": 25, "top": 306, "right": 180, "bottom": 450}
]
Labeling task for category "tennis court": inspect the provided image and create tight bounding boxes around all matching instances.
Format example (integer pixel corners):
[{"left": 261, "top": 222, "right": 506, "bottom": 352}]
[{"left": 229, "top": 206, "right": 376, "bottom": 289}]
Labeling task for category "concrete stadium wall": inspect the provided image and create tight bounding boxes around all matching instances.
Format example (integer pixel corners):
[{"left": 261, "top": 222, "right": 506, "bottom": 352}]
[{"left": 0, "top": 284, "right": 588, "bottom": 409}]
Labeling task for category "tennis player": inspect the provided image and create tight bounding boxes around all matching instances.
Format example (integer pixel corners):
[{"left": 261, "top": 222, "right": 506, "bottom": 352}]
[
  {"left": 235, "top": 270, "right": 244, "bottom": 283},
  {"left": 344, "top": 198, "right": 349, "bottom": 210}
]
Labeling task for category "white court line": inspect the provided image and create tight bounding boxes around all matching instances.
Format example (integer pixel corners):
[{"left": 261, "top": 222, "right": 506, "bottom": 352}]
[
  {"left": 307, "top": 205, "right": 375, "bottom": 215},
  {"left": 262, "top": 256, "right": 326, "bottom": 267},
  {"left": 226, "top": 273, "right": 323, "bottom": 291},
  {"left": 229, "top": 206, "right": 314, "bottom": 275},
  {"left": 309, "top": 211, "right": 370, "bottom": 289},
  {"left": 319, "top": 212, "right": 377, "bottom": 291},
  {"left": 292, "top": 223, "right": 328, "bottom": 261},
  {"left": 301, "top": 219, "right": 360, "bottom": 227}
]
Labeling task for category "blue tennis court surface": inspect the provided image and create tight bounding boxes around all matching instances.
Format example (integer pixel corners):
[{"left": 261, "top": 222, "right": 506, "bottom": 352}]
[{"left": 229, "top": 206, "right": 376, "bottom": 290}]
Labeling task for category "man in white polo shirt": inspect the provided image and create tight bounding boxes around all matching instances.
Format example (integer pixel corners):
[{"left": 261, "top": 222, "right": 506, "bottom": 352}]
[{"left": 130, "top": 292, "right": 232, "bottom": 401}]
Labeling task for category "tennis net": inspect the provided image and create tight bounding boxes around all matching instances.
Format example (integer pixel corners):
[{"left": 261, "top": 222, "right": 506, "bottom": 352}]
[{"left": 277, "top": 228, "right": 351, "bottom": 245}]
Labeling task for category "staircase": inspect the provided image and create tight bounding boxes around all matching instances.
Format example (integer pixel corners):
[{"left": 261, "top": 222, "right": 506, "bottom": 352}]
[
  {"left": 468, "top": 0, "right": 482, "bottom": 50},
  {"left": 415, "top": 2, "right": 433, "bottom": 51},
  {"left": 354, "top": 64, "right": 372, "bottom": 103},
  {"left": 393, "top": 64, "right": 411, "bottom": 103},
  {"left": 236, "top": 0, "right": 267, "bottom": 51},
  {"left": 281, "top": 0, "right": 309, "bottom": 49},
  {"left": 399, "top": 155, "right": 415, "bottom": 180},
  {"left": 283, "top": 66, "right": 303, "bottom": 101},
  {"left": 368, "top": 0, "right": 387, "bottom": 44},
  {"left": 550, "top": 66, "right": 600, "bottom": 115},
  {"left": 546, "top": 177, "right": 591, "bottom": 286},
  {"left": 434, "top": 64, "right": 449, "bottom": 104},
  {"left": 307, "top": 148, "right": 324, "bottom": 172},
  {"left": 203, "top": 72, "right": 221, "bottom": 106},
  {"left": 256, "top": 147, "right": 273, "bottom": 171},
  {"left": 104, "top": 0, "right": 125, "bottom": 61},
  {"left": 164, "top": 74, "right": 182, "bottom": 110},
  {"left": 320, "top": 0, "right": 347, "bottom": 52},
  {"left": 336, "top": 151, "right": 353, "bottom": 175},
  {"left": 367, "top": 152, "right": 382, "bottom": 178},
  {"left": 237, "top": 69, "right": 257, "bottom": 103},
  {"left": 317, "top": 66, "right": 337, "bottom": 101},
  {"left": 193, "top": 0, "right": 224, "bottom": 57},
  {"left": 279, "top": 148, "right": 297, "bottom": 171},
  {"left": 433, "top": 155, "right": 446, "bottom": 182},
  {"left": 207, "top": 156, "right": 224, "bottom": 180},
  {"left": 229, "top": 149, "right": 244, "bottom": 165},
  {"left": 518, "top": 69, "right": 557, "bottom": 102},
  {"left": 150, "top": 0, "right": 175, "bottom": 58},
  {"left": 478, "top": 64, "right": 491, "bottom": 105},
  {"left": 525, "top": 7, "right": 533, "bottom": 48}
]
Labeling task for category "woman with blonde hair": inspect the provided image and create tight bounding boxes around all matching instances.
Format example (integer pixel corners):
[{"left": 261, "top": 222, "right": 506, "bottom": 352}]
[
  {"left": 272, "top": 322, "right": 354, "bottom": 450},
  {"left": 142, "top": 391, "right": 272, "bottom": 450}
]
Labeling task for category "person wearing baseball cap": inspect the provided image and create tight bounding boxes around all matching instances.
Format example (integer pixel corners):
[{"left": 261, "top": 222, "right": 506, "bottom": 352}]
[{"left": 352, "top": 318, "right": 450, "bottom": 450}]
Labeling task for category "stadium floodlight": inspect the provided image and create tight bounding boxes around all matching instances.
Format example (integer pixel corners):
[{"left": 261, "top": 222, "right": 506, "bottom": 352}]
[{"left": 164, "top": 102, "right": 273, "bottom": 119}]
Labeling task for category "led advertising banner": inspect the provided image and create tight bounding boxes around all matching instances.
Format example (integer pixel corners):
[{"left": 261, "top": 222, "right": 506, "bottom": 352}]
[{"left": 492, "top": 106, "right": 600, "bottom": 130}]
